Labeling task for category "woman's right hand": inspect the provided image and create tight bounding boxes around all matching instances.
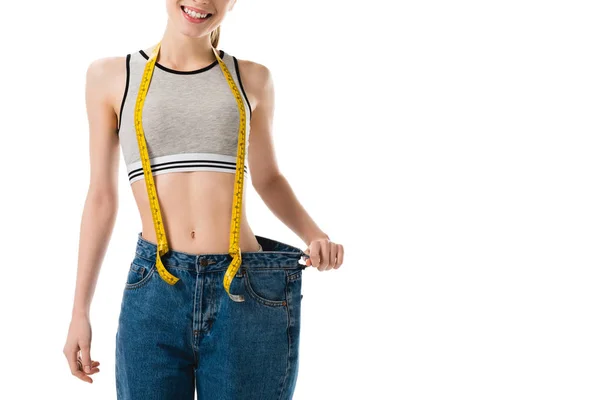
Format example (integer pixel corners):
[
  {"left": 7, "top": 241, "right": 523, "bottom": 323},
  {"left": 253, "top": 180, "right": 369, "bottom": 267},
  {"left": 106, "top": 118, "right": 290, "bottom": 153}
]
[{"left": 63, "top": 314, "right": 101, "bottom": 383}]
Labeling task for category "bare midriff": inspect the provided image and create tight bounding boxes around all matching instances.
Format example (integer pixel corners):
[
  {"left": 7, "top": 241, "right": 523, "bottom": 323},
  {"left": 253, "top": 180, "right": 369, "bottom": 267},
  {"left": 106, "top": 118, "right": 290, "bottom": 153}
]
[{"left": 131, "top": 170, "right": 261, "bottom": 255}]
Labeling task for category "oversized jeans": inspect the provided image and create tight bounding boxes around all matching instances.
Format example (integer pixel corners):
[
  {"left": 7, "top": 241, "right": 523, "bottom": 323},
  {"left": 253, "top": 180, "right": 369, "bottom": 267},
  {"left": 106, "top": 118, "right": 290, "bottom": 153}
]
[{"left": 115, "top": 232, "right": 306, "bottom": 399}]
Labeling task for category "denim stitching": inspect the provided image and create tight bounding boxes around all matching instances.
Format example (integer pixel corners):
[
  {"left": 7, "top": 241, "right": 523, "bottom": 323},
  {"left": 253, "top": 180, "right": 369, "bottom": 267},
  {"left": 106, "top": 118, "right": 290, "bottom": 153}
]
[
  {"left": 134, "top": 252, "right": 155, "bottom": 264},
  {"left": 163, "top": 265, "right": 194, "bottom": 272},
  {"left": 126, "top": 261, "right": 152, "bottom": 281},
  {"left": 278, "top": 278, "right": 292, "bottom": 400},
  {"left": 191, "top": 273, "right": 199, "bottom": 366},
  {"left": 207, "top": 275, "right": 215, "bottom": 333},
  {"left": 124, "top": 264, "right": 156, "bottom": 290},
  {"left": 129, "top": 262, "right": 145, "bottom": 278},
  {"left": 287, "top": 270, "right": 302, "bottom": 282},
  {"left": 243, "top": 271, "right": 287, "bottom": 307},
  {"left": 134, "top": 252, "right": 302, "bottom": 273}
]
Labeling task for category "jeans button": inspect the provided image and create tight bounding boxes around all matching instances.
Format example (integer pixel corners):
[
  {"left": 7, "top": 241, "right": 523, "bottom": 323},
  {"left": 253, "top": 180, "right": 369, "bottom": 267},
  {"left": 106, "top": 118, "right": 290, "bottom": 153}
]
[{"left": 200, "top": 259, "right": 208, "bottom": 267}]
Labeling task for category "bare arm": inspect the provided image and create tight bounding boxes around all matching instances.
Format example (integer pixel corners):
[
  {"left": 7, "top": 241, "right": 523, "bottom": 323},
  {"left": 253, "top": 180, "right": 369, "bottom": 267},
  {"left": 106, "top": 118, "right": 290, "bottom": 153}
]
[
  {"left": 64, "top": 56, "right": 123, "bottom": 383},
  {"left": 72, "top": 57, "right": 121, "bottom": 317},
  {"left": 240, "top": 60, "right": 329, "bottom": 246}
]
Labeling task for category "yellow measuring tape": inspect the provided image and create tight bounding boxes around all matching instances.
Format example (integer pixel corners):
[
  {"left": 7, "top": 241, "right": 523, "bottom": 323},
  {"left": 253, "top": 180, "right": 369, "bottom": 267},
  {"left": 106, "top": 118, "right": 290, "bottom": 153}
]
[{"left": 133, "top": 41, "right": 248, "bottom": 302}]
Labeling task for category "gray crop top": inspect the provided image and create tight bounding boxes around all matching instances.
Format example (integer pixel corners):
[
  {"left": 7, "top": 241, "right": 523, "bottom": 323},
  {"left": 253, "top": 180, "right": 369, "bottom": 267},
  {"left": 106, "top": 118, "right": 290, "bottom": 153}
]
[{"left": 116, "top": 48, "right": 252, "bottom": 184}]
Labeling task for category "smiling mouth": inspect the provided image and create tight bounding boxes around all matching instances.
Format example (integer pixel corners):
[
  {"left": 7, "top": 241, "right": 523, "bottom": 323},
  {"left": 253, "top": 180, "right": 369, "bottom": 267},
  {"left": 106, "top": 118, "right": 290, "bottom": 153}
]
[{"left": 181, "top": 5, "right": 213, "bottom": 20}]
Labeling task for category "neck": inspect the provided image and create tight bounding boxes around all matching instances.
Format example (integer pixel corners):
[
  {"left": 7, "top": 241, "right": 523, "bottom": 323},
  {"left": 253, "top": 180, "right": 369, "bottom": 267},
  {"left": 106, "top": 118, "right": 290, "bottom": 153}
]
[{"left": 158, "top": 27, "right": 215, "bottom": 70}]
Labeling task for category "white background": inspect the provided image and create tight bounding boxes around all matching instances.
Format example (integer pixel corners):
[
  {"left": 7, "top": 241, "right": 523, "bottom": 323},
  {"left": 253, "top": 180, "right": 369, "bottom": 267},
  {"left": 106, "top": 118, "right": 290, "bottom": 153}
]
[{"left": 1, "top": 1, "right": 599, "bottom": 399}]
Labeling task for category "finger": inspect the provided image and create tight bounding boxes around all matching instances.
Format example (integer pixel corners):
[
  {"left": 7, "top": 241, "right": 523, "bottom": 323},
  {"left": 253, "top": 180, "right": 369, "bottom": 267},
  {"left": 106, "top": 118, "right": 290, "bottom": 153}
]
[
  {"left": 318, "top": 242, "right": 328, "bottom": 271},
  {"left": 321, "top": 240, "right": 331, "bottom": 270},
  {"left": 304, "top": 248, "right": 312, "bottom": 267},
  {"left": 328, "top": 243, "right": 337, "bottom": 271},
  {"left": 87, "top": 366, "right": 101, "bottom": 375},
  {"left": 80, "top": 343, "right": 93, "bottom": 374},
  {"left": 67, "top": 349, "right": 92, "bottom": 383},
  {"left": 311, "top": 243, "right": 321, "bottom": 270},
  {"left": 85, "top": 359, "right": 101, "bottom": 374},
  {"left": 334, "top": 244, "right": 344, "bottom": 269}
]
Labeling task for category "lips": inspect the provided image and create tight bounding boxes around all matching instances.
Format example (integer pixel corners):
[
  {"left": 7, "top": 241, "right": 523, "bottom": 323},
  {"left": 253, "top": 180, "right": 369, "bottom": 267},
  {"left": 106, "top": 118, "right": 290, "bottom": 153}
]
[{"left": 181, "top": 5, "right": 213, "bottom": 24}]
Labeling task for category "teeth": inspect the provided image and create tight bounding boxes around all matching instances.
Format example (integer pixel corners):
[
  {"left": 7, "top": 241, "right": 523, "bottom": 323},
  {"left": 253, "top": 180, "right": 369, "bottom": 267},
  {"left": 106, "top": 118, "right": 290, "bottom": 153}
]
[{"left": 183, "top": 7, "right": 209, "bottom": 19}]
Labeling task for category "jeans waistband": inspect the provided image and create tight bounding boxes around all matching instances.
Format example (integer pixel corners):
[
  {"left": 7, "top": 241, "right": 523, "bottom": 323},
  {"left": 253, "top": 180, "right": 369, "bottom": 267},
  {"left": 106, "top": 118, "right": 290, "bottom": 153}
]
[{"left": 134, "top": 232, "right": 309, "bottom": 272}]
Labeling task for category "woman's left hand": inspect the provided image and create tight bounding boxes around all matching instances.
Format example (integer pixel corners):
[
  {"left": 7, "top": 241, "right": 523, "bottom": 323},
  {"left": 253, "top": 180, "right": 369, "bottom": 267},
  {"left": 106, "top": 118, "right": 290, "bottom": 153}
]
[{"left": 304, "top": 236, "right": 344, "bottom": 271}]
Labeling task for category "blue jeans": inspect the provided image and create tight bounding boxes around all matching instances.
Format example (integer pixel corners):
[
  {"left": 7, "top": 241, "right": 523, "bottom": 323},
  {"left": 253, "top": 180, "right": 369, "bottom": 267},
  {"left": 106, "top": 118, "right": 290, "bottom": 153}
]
[{"left": 115, "top": 232, "right": 306, "bottom": 399}]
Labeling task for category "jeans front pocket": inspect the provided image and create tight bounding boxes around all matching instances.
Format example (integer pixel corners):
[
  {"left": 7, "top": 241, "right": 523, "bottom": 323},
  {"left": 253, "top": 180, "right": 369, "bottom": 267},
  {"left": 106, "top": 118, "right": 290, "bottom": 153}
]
[
  {"left": 240, "top": 268, "right": 288, "bottom": 307},
  {"left": 124, "top": 258, "right": 156, "bottom": 290}
]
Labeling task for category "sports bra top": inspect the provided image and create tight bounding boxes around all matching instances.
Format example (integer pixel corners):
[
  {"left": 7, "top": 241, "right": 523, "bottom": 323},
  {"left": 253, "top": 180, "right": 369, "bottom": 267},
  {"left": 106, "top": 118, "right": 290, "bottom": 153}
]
[{"left": 116, "top": 48, "right": 252, "bottom": 185}]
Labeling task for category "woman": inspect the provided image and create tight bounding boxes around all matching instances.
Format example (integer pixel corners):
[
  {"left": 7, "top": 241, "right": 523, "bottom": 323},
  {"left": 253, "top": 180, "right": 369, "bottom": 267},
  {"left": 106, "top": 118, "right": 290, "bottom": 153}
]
[{"left": 63, "top": 0, "right": 344, "bottom": 399}]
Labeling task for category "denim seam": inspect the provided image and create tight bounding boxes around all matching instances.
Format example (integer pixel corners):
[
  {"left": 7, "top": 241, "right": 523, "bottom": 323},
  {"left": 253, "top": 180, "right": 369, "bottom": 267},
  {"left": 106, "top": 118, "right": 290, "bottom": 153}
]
[
  {"left": 163, "top": 265, "right": 194, "bottom": 272},
  {"left": 124, "top": 264, "right": 156, "bottom": 290},
  {"left": 237, "top": 266, "right": 301, "bottom": 273},
  {"left": 129, "top": 262, "right": 145, "bottom": 276},
  {"left": 131, "top": 259, "right": 148, "bottom": 269},
  {"left": 191, "top": 274, "right": 199, "bottom": 366},
  {"left": 207, "top": 276, "right": 215, "bottom": 332},
  {"left": 243, "top": 271, "right": 287, "bottom": 307},
  {"left": 278, "top": 278, "right": 292, "bottom": 400},
  {"left": 134, "top": 252, "right": 155, "bottom": 264},
  {"left": 287, "top": 270, "right": 302, "bottom": 282},
  {"left": 133, "top": 256, "right": 301, "bottom": 273}
]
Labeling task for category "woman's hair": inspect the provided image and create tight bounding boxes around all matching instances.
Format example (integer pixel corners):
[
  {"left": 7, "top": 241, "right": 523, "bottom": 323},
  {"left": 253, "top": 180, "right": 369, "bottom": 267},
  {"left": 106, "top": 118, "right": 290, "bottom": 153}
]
[{"left": 210, "top": 26, "right": 220, "bottom": 48}]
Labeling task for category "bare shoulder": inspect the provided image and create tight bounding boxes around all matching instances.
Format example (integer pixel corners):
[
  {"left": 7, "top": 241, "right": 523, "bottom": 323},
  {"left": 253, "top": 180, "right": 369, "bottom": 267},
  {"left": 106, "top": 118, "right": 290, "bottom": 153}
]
[
  {"left": 235, "top": 58, "right": 273, "bottom": 108},
  {"left": 85, "top": 56, "right": 129, "bottom": 120},
  {"left": 86, "top": 56, "right": 125, "bottom": 90},
  {"left": 236, "top": 58, "right": 271, "bottom": 85}
]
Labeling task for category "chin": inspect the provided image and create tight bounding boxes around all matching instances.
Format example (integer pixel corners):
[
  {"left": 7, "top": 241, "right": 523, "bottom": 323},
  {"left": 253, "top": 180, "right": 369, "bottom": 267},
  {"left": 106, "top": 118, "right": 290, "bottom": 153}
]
[{"left": 179, "top": 26, "right": 211, "bottom": 38}]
